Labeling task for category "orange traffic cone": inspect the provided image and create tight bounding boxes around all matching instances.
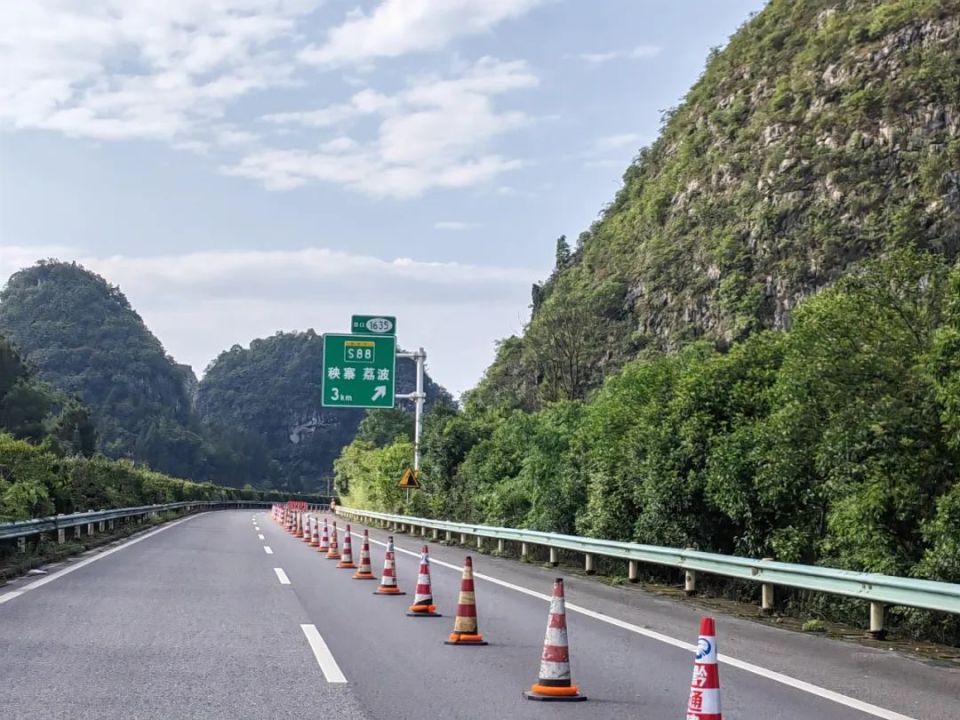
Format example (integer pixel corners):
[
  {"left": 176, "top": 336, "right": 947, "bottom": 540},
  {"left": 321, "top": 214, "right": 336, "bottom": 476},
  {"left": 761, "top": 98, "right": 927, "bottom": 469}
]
[
  {"left": 353, "top": 530, "right": 376, "bottom": 580},
  {"left": 295, "top": 512, "right": 304, "bottom": 538},
  {"left": 318, "top": 520, "right": 330, "bottom": 553},
  {"left": 326, "top": 521, "right": 341, "bottom": 559},
  {"left": 445, "top": 556, "right": 486, "bottom": 645},
  {"left": 686, "top": 617, "right": 721, "bottom": 719},
  {"left": 336, "top": 525, "right": 357, "bottom": 568},
  {"left": 524, "top": 578, "right": 586, "bottom": 701},
  {"left": 310, "top": 517, "right": 320, "bottom": 548},
  {"left": 303, "top": 515, "right": 315, "bottom": 543},
  {"left": 373, "top": 536, "right": 405, "bottom": 595},
  {"left": 407, "top": 545, "right": 441, "bottom": 617}
]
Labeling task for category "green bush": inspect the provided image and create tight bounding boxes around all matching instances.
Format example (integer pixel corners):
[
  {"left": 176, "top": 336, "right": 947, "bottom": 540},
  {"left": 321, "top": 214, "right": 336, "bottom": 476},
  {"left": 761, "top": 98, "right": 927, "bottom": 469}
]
[{"left": 0, "top": 433, "right": 314, "bottom": 521}]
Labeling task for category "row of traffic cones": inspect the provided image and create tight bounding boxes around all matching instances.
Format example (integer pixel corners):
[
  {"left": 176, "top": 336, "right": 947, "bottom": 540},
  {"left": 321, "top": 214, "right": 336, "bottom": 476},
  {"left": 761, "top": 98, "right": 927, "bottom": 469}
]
[{"left": 271, "top": 505, "right": 723, "bottom": 715}]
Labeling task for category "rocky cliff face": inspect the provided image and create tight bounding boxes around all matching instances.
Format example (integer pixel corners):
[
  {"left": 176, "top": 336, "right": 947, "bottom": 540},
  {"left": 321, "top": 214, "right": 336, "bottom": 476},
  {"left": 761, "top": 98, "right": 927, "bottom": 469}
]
[
  {"left": 623, "top": 0, "right": 959, "bottom": 348},
  {"left": 477, "top": 0, "right": 960, "bottom": 408}
]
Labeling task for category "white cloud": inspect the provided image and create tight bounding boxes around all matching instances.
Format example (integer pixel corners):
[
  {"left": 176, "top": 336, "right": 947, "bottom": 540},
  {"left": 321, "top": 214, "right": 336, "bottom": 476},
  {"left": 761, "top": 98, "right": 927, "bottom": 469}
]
[
  {"left": 572, "top": 131, "right": 651, "bottom": 170},
  {"left": 592, "top": 132, "right": 643, "bottom": 151},
  {"left": 300, "top": 0, "right": 545, "bottom": 67},
  {"left": 2, "top": 4, "right": 542, "bottom": 199},
  {"left": 0, "top": 244, "right": 538, "bottom": 395},
  {"left": 570, "top": 45, "right": 662, "bottom": 65},
  {"left": 0, "top": 1, "right": 320, "bottom": 142},
  {"left": 216, "top": 127, "right": 259, "bottom": 146},
  {"left": 262, "top": 89, "right": 397, "bottom": 128},
  {"left": 434, "top": 221, "right": 477, "bottom": 231},
  {"left": 583, "top": 158, "right": 629, "bottom": 169},
  {"left": 231, "top": 57, "right": 537, "bottom": 196}
]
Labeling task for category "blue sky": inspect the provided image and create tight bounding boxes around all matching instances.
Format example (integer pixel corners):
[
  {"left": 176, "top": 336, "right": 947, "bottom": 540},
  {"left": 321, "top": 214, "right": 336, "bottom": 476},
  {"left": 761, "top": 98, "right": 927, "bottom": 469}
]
[{"left": 0, "top": 0, "right": 766, "bottom": 396}]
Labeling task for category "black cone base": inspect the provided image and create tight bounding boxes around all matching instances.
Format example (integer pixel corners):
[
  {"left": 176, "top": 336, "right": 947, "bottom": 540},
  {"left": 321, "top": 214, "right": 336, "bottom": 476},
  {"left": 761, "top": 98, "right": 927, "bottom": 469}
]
[
  {"left": 406, "top": 611, "right": 443, "bottom": 617},
  {"left": 524, "top": 691, "right": 588, "bottom": 702},
  {"left": 444, "top": 639, "right": 488, "bottom": 646}
]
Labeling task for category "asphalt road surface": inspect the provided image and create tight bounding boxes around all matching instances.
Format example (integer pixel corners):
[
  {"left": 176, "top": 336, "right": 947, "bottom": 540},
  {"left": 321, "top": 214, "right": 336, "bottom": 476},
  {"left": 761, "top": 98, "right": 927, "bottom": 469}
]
[{"left": 0, "top": 510, "right": 956, "bottom": 719}]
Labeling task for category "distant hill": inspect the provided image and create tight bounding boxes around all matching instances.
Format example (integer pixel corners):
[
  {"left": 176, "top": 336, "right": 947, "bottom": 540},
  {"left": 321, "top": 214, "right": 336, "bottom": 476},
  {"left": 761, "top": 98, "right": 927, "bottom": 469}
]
[
  {"left": 475, "top": 0, "right": 960, "bottom": 409},
  {"left": 0, "top": 261, "right": 195, "bottom": 464},
  {"left": 197, "top": 331, "right": 452, "bottom": 491},
  {"left": 0, "top": 260, "right": 452, "bottom": 491}
]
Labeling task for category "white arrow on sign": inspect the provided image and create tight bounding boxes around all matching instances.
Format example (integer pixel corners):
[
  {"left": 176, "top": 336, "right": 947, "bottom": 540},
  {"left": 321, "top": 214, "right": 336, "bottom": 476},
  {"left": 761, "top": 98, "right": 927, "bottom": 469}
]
[{"left": 372, "top": 386, "right": 387, "bottom": 401}]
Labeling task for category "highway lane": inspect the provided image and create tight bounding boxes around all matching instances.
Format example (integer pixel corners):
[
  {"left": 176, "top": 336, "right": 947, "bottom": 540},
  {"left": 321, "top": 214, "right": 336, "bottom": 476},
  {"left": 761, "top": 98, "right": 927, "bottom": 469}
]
[
  {"left": 278, "top": 512, "right": 959, "bottom": 720},
  {"left": 0, "top": 512, "right": 369, "bottom": 720},
  {"left": 333, "top": 514, "right": 960, "bottom": 720},
  {"left": 0, "top": 510, "right": 956, "bottom": 719}
]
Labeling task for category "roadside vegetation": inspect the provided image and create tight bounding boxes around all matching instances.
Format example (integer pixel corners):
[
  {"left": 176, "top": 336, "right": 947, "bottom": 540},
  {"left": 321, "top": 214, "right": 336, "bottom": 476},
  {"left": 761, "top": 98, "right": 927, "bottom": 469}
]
[{"left": 336, "top": 250, "right": 960, "bottom": 643}]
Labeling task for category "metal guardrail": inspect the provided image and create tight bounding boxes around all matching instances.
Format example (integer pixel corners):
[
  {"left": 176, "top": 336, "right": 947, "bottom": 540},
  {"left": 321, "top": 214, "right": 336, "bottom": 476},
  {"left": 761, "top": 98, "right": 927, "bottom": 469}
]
[
  {"left": 335, "top": 506, "right": 960, "bottom": 623},
  {"left": 0, "top": 500, "right": 278, "bottom": 541}
]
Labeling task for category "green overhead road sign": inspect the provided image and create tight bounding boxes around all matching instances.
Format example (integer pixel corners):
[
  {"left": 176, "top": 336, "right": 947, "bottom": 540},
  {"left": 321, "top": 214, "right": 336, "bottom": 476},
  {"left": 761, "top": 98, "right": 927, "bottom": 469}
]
[
  {"left": 322, "top": 333, "right": 397, "bottom": 408},
  {"left": 352, "top": 315, "right": 396, "bottom": 335}
]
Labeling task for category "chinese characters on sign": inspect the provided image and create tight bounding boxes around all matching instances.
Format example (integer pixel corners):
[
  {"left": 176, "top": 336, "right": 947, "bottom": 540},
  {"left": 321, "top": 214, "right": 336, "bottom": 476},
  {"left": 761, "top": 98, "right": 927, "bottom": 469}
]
[{"left": 321, "top": 333, "right": 397, "bottom": 408}]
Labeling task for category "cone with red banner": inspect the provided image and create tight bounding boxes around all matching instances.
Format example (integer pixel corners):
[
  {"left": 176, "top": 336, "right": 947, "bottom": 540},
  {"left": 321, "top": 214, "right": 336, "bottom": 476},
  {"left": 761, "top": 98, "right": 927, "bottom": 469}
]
[
  {"left": 318, "top": 520, "right": 330, "bottom": 553},
  {"left": 326, "top": 521, "right": 341, "bottom": 560},
  {"left": 373, "top": 536, "right": 405, "bottom": 595},
  {"left": 445, "top": 556, "right": 486, "bottom": 645},
  {"left": 407, "top": 545, "right": 441, "bottom": 617},
  {"left": 524, "top": 578, "right": 586, "bottom": 701},
  {"left": 685, "top": 617, "right": 721, "bottom": 720},
  {"left": 336, "top": 525, "right": 357, "bottom": 568},
  {"left": 353, "top": 530, "right": 376, "bottom": 580}
]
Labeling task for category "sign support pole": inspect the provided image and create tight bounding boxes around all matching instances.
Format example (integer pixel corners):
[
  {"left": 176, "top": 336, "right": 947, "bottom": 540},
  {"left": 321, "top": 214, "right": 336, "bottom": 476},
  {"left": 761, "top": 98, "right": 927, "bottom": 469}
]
[
  {"left": 413, "top": 347, "right": 425, "bottom": 471},
  {"left": 397, "top": 347, "right": 427, "bottom": 473}
]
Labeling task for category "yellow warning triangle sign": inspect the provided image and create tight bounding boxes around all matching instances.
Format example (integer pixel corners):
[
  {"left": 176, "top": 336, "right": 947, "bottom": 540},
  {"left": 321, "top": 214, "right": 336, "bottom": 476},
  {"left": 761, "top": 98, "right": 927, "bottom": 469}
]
[{"left": 399, "top": 468, "right": 420, "bottom": 489}]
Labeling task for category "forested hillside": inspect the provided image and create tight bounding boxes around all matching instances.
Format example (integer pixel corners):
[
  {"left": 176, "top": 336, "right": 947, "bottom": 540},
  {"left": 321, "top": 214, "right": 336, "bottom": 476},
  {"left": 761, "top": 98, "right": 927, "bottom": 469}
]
[
  {"left": 334, "top": 0, "right": 960, "bottom": 642},
  {"left": 0, "top": 261, "right": 451, "bottom": 492},
  {"left": 0, "top": 262, "right": 195, "bottom": 466},
  {"left": 478, "top": 0, "right": 960, "bottom": 409},
  {"left": 0, "top": 333, "right": 96, "bottom": 456}
]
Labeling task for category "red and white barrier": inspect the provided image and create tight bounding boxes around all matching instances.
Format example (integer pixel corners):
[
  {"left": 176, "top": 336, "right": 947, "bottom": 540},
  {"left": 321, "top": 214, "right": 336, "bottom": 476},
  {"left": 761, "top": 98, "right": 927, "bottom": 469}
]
[
  {"left": 686, "top": 617, "right": 722, "bottom": 720},
  {"left": 524, "top": 578, "right": 585, "bottom": 701}
]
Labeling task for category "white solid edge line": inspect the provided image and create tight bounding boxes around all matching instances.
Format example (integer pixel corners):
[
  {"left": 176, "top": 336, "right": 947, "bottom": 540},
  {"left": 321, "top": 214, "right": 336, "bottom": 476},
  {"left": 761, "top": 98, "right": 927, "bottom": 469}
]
[
  {"left": 301, "top": 624, "right": 348, "bottom": 684},
  {"left": 274, "top": 567, "right": 291, "bottom": 584},
  {"left": 0, "top": 514, "right": 202, "bottom": 607},
  {"left": 258, "top": 534, "right": 265, "bottom": 540},
  {"left": 0, "top": 591, "right": 24, "bottom": 605},
  {"left": 352, "top": 530, "right": 917, "bottom": 720},
  {"left": 264, "top": 546, "right": 274, "bottom": 555}
]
